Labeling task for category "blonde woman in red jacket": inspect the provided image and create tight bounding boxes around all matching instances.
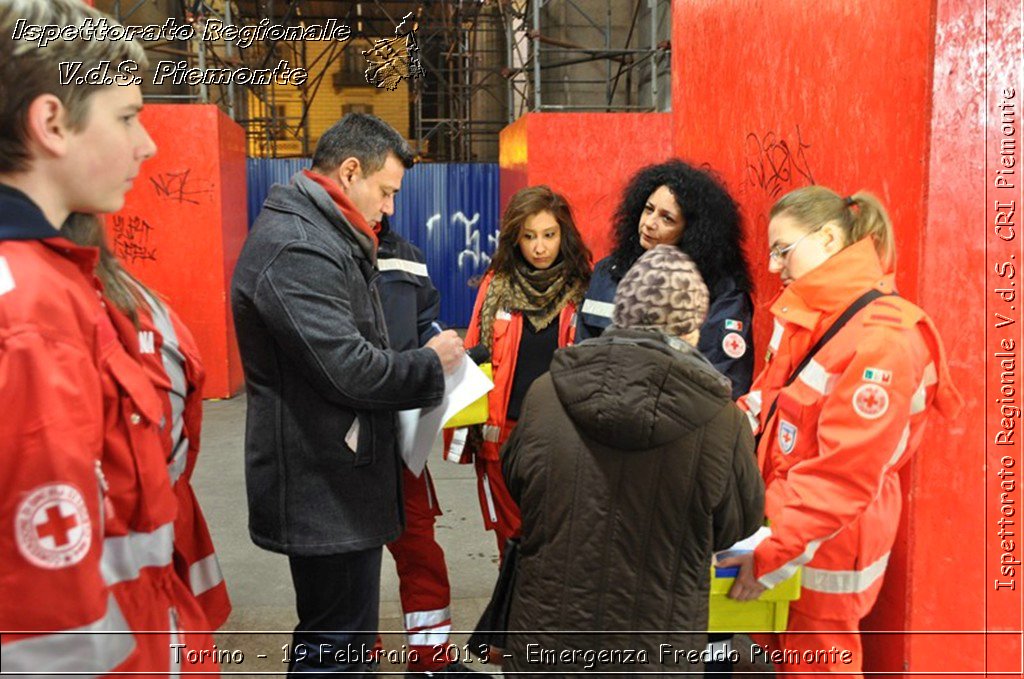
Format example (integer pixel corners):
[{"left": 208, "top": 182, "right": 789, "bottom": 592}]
[
  {"left": 720, "top": 187, "right": 962, "bottom": 678},
  {"left": 63, "top": 214, "right": 231, "bottom": 630},
  {"left": 448, "top": 186, "right": 592, "bottom": 557}
]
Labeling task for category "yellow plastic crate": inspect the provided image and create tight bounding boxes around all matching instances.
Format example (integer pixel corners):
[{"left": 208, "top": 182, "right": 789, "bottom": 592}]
[
  {"left": 708, "top": 565, "right": 801, "bottom": 633},
  {"left": 444, "top": 363, "right": 492, "bottom": 429}
]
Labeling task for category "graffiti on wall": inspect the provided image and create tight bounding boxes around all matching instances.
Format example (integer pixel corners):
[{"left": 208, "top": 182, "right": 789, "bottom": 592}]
[
  {"left": 150, "top": 168, "right": 215, "bottom": 205},
  {"left": 111, "top": 214, "right": 158, "bottom": 264},
  {"left": 425, "top": 210, "right": 498, "bottom": 272},
  {"left": 743, "top": 125, "right": 816, "bottom": 200}
]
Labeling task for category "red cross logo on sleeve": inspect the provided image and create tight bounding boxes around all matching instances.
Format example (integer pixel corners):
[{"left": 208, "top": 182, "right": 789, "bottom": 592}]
[
  {"left": 853, "top": 383, "right": 890, "bottom": 419},
  {"left": 16, "top": 484, "right": 92, "bottom": 569}
]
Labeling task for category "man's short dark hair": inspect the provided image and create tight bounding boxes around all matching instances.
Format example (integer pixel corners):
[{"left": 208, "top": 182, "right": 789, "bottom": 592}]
[{"left": 312, "top": 113, "right": 414, "bottom": 175}]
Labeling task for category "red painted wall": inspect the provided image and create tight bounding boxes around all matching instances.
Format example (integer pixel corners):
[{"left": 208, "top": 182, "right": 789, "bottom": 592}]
[
  {"left": 108, "top": 104, "right": 247, "bottom": 398},
  {"left": 499, "top": 112, "right": 672, "bottom": 262},
  {"left": 674, "top": 0, "right": 1022, "bottom": 674}
]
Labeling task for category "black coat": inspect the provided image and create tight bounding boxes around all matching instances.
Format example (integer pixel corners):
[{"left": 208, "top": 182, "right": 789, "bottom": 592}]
[
  {"left": 377, "top": 228, "right": 441, "bottom": 352},
  {"left": 502, "top": 329, "right": 764, "bottom": 675},
  {"left": 230, "top": 172, "right": 445, "bottom": 555}
]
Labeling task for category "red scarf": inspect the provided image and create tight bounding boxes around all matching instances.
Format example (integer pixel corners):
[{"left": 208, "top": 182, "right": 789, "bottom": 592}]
[{"left": 302, "top": 170, "right": 380, "bottom": 248}]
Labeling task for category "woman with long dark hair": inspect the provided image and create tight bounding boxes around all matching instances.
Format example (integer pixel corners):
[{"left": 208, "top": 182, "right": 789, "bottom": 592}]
[
  {"left": 447, "top": 185, "right": 592, "bottom": 557},
  {"left": 578, "top": 159, "right": 754, "bottom": 399}
]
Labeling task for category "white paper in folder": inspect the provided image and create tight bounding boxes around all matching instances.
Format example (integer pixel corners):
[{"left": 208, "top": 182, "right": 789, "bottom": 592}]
[{"left": 397, "top": 354, "right": 493, "bottom": 477}]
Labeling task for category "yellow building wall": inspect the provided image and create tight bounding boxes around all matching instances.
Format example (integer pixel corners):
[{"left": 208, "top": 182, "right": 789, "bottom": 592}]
[{"left": 247, "top": 38, "right": 411, "bottom": 158}]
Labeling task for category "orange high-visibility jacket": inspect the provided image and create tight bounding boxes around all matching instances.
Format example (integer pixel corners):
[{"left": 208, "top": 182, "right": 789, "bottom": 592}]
[
  {"left": 446, "top": 271, "right": 577, "bottom": 462},
  {"left": 738, "top": 239, "right": 962, "bottom": 621}
]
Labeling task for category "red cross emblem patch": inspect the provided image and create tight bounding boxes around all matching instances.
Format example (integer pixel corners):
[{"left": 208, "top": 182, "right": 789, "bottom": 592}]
[
  {"left": 852, "top": 383, "right": 890, "bottom": 420},
  {"left": 722, "top": 332, "right": 747, "bottom": 359},
  {"left": 15, "top": 484, "right": 92, "bottom": 569},
  {"left": 778, "top": 419, "right": 798, "bottom": 454}
]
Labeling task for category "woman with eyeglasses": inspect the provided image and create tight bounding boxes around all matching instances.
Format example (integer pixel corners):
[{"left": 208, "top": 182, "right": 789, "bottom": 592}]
[
  {"left": 576, "top": 159, "right": 755, "bottom": 400},
  {"left": 718, "top": 186, "right": 962, "bottom": 679}
]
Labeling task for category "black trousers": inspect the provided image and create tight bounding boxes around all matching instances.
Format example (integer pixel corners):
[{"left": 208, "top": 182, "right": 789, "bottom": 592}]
[{"left": 287, "top": 547, "right": 383, "bottom": 676}]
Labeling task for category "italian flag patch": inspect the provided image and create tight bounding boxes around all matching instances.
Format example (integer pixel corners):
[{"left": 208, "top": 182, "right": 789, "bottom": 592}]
[
  {"left": 863, "top": 368, "right": 893, "bottom": 385},
  {"left": 724, "top": 319, "right": 743, "bottom": 331}
]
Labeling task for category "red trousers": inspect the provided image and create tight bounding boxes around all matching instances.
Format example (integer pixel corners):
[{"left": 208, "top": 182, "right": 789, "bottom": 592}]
[
  {"left": 386, "top": 466, "right": 453, "bottom": 671},
  {"left": 474, "top": 456, "right": 521, "bottom": 561},
  {"left": 752, "top": 608, "right": 863, "bottom": 678}
]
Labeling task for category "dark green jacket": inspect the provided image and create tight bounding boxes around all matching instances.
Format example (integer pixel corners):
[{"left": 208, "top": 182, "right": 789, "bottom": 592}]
[{"left": 503, "top": 328, "right": 764, "bottom": 675}]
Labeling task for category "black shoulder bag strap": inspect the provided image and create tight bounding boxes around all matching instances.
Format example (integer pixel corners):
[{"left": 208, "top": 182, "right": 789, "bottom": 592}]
[{"left": 754, "top": 289, "right": 894, "bottom": 449}]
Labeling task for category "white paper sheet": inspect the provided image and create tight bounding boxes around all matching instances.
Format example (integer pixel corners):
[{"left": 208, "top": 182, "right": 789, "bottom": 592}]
[
  {"left": 713, "top": 525, "right": 772, "bottom": 563},
  {"left": 398, "top": 355, "right": 494, "bottom": 477}
]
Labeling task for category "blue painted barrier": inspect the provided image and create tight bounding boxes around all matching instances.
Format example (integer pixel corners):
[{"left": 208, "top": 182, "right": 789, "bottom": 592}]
[{"left": 247, "top": 159, "right": 499, "bottom": 327}]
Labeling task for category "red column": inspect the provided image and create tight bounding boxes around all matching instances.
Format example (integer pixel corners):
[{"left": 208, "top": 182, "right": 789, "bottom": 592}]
[
  {"left": 108, "top": 104, "right": 247, "bottom": 398},
  {"left": 499, "top": 112, "right": 671, "bottom": 260}
]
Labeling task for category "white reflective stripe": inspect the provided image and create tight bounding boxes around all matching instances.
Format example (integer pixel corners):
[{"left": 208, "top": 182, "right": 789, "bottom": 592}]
[
  {"left": 141, "top": 288, "right": 189, "bottom": 479},
  {"left": 581, "top": 298, "right": 615, "bottom": 319},
  {"left": 448, "top": 428, "right": 467, "bottom": 463},
  {"left": 0, "top": 594, "right": 135, "bottom": 675},
  {"left": 405, "top": 606, "right": 451, "bottom": 632},
  {"left": 797, "top": 358, "right": 834, "bottom": 395},
  {"left": 884, "top": 425, "right": 911, "bottom": 471},
  {"left": 910, "top": 362, "right": 937, "bottom": 415},
  {"left": 424, "top": 468, "right": 435, "bottom": 511},
  {"left": 0, "top": 256, "right": 14, "bottom": 296},
  {"left": 189, "top": 553, "right": 225, "bottom": 596},
  {"left": 745, "top": 390, "right": 763, "bottom": 417},
  {"left": 378, "top": 257, "right": 429, "bottom": 277},
  {"left": 745, "top": 409, "right": 760, "bottom": 434},
  {"left": 408, "top": 624, "right": 451, "bottom": 647},
  {"left": 803, "top": 552, "right": 891, "bottom": 594},
  {"left": 759, "top": 536, "right": 824, "bottom": 589},
  {"left": 481, "top": 473, "right": 499, "bottom": 523},
  {"left": 101, "top": 521, "right": 175, "bottom": 585},
  {"left": 705, "top": 638, "right": 732, "bottom": 659},
  {"left": 168, "top": 441, "right": 188, "bottom": 485},
  {"left": 769, "top": 319, "right": 785, "bottom": 351},
  {"left": 169, "top": 607, "right": 180, "bottom": 679},
  {"left": 482, "top": 424, "right": 502, "bottom": 443}
]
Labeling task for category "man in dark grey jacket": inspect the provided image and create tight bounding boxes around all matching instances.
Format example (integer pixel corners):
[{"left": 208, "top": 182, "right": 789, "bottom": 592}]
[
  {"left": 231, "top": 114, "right": 464, "bottom": 676},
  {"left": 502, "top": 246, "right": 765, "bottom": 677}
]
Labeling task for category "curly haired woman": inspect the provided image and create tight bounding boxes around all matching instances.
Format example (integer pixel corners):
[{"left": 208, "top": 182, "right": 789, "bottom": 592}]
[{"left": 577, "top": 159, "right": 754, "bottom": 399}]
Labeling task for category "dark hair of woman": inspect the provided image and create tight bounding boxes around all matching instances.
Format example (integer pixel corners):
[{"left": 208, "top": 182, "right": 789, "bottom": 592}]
[
  {"left": 609, "top": 159, "right": 752, "bottom": 294},
  {"left": 488, "top": 185, "right": 593, "bottom": 285}
]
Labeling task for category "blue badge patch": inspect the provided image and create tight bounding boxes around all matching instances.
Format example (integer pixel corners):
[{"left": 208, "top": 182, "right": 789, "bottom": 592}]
[{"left": 778, "top": 420, "right": 798, "bottom": 454}]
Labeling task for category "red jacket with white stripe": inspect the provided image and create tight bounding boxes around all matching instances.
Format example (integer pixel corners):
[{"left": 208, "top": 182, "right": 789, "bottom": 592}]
[
  {"left": 133, "top": 287, "right": 231, "bottom": 628},
  {"left": 0, "top": 186, "right": 217, "bottom": 675},
  {"left": 445, "top": 271, "right": 577, "bottom": 462},
  {"left": 737, "top": 239, "right": 962, "bottom": 620}
]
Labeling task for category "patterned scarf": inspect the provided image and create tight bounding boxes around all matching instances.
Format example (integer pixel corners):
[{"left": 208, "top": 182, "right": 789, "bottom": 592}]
[{"left": 478, "top": 259, "right": 586, "bottom": 351}]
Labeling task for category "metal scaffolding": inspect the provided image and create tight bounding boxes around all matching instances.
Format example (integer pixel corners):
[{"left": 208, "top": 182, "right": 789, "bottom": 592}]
[
  {"left": 505, "top": 0, "right": 671, "bottom": 117},
  {"left": 102, "top": 1, "right": 671, "bottom": 161}
]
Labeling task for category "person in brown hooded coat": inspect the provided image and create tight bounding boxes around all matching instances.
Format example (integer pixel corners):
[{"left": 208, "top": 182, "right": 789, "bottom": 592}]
[{"left": 501, "top": 245, "right": 765, "bottom": 676}]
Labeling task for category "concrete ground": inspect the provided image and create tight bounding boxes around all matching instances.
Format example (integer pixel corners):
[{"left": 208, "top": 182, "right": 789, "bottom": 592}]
[{"left": 195, "top": 395, "right": 772, "bottom": 676}]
